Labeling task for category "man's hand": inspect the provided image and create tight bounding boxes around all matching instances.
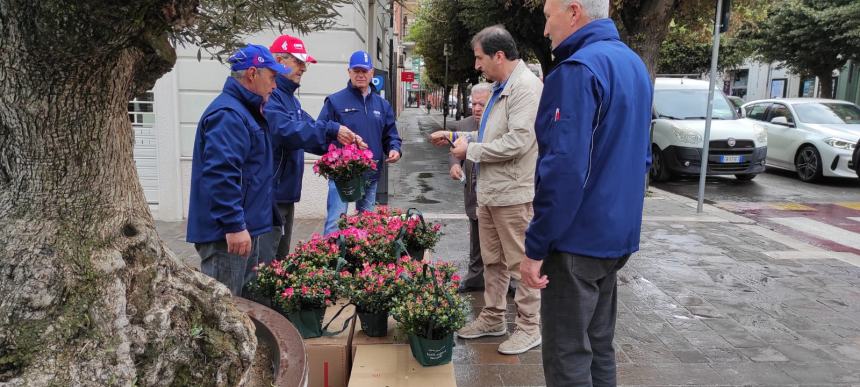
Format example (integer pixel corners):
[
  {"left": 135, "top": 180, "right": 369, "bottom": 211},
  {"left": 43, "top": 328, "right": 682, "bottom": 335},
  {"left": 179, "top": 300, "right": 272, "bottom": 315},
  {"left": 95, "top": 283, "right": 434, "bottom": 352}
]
[
  {"left": 429, "top": 131, "right": 452, "bottom": 147},
  {"left": 336, "top": 126, "right": 356, "bottom": 146},
  {"left": 520, "top": 257, "right": 548, "bottom": 289},
  {"left": 451, "top": 136, "right": 468, "bottom": 160},
  {"left": 354, "top": 135, "right": 368, "bottom": 150},
  {"left": 449, "top": 164, "right": 463, "bottom": 180},
  {"left": 226, "top": 230, "right": 252, "bottom": 257},
  {"left": 386, "top": 150, "right": 401, "bottom": 163}
]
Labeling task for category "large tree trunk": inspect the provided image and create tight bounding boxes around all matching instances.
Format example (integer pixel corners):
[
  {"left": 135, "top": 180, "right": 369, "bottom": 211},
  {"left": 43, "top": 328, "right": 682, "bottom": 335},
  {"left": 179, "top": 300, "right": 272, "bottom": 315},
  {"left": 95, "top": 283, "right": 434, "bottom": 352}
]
[
  {"left": 0, "top": 1, "right": 256, "bottom": 385},
  {"left": 815, "top": 68, "right": 835, "bottom": 99},
  {"left": 615, "top": 0, "right": 682, "bottom": 80}
]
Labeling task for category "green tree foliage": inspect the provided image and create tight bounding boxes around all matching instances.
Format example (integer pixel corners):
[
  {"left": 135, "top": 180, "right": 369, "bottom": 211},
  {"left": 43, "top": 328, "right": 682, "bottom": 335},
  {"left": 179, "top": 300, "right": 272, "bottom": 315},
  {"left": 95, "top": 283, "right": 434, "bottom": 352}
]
[
  {"left": 178, "top": 0, "right": 351, "bottom": 59},
  {"left": 409, "top": 0, "right": 480, "bottom": 88},
  {"left": 743, "top": 0, "right": 860, "bottom": 98},
  {"left": 458, "top": 0, "right": 551, "bottom": 75},
  {"left": 656, "top": 0, "right": 769, "bottom": 75}
]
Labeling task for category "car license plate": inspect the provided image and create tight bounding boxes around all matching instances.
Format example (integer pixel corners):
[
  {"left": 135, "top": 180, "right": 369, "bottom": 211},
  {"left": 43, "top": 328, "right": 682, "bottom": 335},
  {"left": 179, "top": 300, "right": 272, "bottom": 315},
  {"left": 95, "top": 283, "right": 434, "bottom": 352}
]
[{"left": 719, "top": 155, "right": 743, "bottom": 163}]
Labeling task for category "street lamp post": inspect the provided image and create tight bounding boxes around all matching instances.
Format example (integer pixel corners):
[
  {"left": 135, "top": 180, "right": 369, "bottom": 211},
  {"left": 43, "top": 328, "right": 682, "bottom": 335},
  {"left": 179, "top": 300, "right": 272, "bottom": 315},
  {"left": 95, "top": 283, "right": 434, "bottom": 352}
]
[{"left": 443, "top": 43, "right": 451, "bottom": 130}]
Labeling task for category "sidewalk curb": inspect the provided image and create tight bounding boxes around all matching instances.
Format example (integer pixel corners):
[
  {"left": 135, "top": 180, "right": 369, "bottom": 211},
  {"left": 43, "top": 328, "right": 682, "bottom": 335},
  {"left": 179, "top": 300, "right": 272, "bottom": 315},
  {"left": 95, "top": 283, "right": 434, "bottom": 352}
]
[
  {"left": 647, "top": 187, "right": 755, "bottom": 224},
  {"left": 647, "top": 187, "right": 853, "bottom": 261}
]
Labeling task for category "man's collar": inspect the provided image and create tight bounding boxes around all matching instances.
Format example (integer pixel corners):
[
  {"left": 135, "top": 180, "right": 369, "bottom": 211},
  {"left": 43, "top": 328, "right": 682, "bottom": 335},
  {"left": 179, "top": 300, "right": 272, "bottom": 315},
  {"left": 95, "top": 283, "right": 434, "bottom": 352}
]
[
  {"left": 276, "top": 75, "right": 300, "bottom": 94},
  {"left": 552, "top": 18, "right": 620, "bottom": 61},
  {"left": 222, "top": 77, "right": 264, "bottom": 116}
]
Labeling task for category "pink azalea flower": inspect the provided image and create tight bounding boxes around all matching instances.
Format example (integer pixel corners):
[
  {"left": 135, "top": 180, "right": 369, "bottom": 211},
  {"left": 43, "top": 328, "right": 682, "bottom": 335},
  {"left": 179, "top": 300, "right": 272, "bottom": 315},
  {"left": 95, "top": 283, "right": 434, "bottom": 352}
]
[{"left": 283, "top": 287, "right": 295, "bottom": 298}]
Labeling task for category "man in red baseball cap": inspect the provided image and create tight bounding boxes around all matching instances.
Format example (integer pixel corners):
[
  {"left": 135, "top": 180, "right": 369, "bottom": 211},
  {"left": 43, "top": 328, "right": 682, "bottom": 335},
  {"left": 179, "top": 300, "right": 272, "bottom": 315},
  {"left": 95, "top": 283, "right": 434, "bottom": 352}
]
[
  {"left": 260, "top": 35, "right": 363, "bottom": 264},
  {"left": 269, "top": 35, "right": 317, "bottom": 84}
]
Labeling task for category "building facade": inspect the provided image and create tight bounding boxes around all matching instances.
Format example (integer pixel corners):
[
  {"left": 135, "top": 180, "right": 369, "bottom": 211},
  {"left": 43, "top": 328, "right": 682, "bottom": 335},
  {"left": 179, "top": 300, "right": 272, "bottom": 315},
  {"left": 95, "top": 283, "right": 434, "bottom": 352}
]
[
  {"left": 725, "top": 59, "right": 860, "bottom": 105},
  {"left": 133, "top": 2, "right": 400, "bottom": 221}
]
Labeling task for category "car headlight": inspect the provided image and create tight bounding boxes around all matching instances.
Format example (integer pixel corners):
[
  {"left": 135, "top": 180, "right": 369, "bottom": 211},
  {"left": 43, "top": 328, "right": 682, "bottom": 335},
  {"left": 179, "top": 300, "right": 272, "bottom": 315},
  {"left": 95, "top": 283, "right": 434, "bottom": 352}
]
[
  {"left": 824, "top": 138, "right": 855, "bottom": 151},
  {"left": 672, "top": 127, "right": 703, "bottom": 146},
  {"left": 754, "top": 124, "right": 767, "bottom": 146}
]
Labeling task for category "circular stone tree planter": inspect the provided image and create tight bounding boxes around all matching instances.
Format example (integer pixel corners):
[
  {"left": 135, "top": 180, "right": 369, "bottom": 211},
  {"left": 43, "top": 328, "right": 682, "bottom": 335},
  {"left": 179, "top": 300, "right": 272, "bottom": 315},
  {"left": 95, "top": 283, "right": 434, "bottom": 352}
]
[{"left": 233, "top": 296, "right": 309, "bottom": 386}]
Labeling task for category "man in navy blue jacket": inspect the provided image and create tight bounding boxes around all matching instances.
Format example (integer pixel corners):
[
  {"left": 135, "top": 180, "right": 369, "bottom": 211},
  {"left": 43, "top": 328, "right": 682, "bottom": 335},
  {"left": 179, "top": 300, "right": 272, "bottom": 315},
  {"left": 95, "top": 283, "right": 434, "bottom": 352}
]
[
  {"left": 187, "top": 44, "right": 291, "bottom": 295},
  {"left": 521, "top": 1, "right": 653, "bottom": 385},
  {"left": 318, "top": 51, "right": 402, "bottom": 235},
  {"left": 259, "top": 35, "right": 364, "bottom": 263}
]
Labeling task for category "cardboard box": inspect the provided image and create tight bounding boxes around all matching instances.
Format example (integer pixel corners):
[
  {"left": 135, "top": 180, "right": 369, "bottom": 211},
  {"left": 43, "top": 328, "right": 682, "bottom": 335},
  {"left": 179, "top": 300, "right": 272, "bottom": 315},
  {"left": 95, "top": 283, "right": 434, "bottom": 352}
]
[
  {"left": 305, "top": 301, "right": 356, "bottom": 387},
  {"left": 350, "top": 316, "right": 408, "bottom": 358},
  {"left": 348, "top": 344, "right": 457, "bottom": 387}
]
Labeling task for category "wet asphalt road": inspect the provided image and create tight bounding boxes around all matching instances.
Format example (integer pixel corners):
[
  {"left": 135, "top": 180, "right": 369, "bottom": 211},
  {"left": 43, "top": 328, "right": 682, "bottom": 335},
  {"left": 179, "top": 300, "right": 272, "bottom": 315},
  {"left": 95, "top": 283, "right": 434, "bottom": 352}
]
[{"left": 653, "top": 167, "right": 860, "bottom": 204}]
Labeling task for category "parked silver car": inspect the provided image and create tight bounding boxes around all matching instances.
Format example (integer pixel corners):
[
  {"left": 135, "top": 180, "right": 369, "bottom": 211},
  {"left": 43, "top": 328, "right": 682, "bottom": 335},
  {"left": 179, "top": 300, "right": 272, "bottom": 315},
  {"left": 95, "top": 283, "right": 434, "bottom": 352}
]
[{"left": 742, "top": 98, "right": 860, "bottom": 182}]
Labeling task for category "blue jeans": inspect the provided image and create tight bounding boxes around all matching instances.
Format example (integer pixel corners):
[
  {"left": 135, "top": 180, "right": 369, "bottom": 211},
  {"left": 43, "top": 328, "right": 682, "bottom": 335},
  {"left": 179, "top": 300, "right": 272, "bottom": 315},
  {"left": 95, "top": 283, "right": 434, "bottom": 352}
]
[
  {"left": 196, "top": 237, "right": 260, "bottom": 296},
  {"left": 324, "top": 179, "right": 378, "bottom": 235}
]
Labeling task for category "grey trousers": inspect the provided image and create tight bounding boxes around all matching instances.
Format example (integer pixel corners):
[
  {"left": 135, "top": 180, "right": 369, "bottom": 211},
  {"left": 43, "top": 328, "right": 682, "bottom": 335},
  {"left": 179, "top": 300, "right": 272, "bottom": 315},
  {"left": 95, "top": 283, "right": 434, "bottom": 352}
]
[
  {"left": 541, "top": 252, "right": 630, "bottom": 387},
  {"left": 460, "top": 218, "right": 485, "bottom": 288},
  {"left": 196, "top": 237, "right": 260, "bottom": 296},
  {"left": 258, "top": 202, "right": 295, "bottom": 265}
]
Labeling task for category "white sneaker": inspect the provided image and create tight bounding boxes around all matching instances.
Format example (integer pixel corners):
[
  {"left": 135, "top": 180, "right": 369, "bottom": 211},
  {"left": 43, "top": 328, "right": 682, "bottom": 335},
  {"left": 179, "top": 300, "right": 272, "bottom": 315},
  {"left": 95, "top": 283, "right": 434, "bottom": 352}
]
[
  {"left": 456, "top": 317, "right": 507, "bottom": 339},
  {"left": 498, "top": 330, "right": 542, "bottom": 355}
]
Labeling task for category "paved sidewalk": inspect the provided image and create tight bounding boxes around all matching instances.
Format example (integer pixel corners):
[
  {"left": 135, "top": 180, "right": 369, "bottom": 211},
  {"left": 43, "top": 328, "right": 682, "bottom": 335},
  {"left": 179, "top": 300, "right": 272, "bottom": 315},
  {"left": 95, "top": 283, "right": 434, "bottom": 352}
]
[{"left": 157, "top": 108, "right": 860, "bottom": 386}]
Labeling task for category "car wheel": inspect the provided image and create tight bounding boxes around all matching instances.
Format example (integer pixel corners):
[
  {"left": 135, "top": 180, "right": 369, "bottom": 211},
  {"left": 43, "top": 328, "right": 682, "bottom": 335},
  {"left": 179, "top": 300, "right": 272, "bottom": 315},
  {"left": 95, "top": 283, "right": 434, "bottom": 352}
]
[
  {"left": 650, "top": 145, "right": 672, "bottom": 182},
  {"left": 794, "top": 145, "right": 823, "bottom": 182},
  {"left": 853, "top": 141, "right": 860, "bottom": 179},
  {"left": 735, "top": 174, "right": 757, "bottom": 181}
]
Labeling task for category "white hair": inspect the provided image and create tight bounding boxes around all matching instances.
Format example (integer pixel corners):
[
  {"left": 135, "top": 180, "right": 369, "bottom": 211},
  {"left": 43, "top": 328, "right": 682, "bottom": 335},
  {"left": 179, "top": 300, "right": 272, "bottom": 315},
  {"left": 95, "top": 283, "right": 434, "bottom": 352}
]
[
  {"left": 470, "top": 83, "right": 492, "bottom": 96},
  {"left": 562, "top": 0, "right": 609, "bottom": 19},
  {"left": 230, "top": 70, "right": 248, "bottom": 79}
]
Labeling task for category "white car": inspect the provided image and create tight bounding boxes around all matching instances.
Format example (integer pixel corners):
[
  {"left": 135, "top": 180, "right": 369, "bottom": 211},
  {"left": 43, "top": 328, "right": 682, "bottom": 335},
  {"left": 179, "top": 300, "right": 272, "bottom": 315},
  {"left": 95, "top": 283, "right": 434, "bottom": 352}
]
[
  {"left": 650, "top": 78, "right": 768, "bottom": 182},
  {"left": 741, "top": 98, "right": 860, "bottom": 182}
]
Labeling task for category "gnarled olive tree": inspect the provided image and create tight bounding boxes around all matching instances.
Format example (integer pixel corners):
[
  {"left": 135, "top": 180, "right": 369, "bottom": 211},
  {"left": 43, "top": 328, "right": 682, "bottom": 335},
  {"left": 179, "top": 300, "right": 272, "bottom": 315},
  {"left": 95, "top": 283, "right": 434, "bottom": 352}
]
[{"left": 0, "top": 0, "right": 345, "bottom": 385}]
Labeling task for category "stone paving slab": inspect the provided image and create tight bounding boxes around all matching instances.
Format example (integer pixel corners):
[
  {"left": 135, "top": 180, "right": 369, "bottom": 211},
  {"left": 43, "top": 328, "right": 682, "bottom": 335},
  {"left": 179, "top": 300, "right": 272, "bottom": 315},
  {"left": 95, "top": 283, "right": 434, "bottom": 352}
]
[{"left": 156, "top": 108, "right": 860, "bottom": 386}]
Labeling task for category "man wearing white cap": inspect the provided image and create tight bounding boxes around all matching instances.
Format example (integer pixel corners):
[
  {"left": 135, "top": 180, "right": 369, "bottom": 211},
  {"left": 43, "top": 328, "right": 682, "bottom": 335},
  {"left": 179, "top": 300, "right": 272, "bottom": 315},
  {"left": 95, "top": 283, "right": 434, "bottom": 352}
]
[{"left": 260, "top": 35, "right": 364, "bottom": 263}]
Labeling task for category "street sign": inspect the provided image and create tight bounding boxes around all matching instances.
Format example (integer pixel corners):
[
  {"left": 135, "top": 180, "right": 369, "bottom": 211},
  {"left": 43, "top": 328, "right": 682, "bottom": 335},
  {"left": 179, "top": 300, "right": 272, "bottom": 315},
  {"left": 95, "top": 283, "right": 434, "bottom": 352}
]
[
  {"left": 401, "top": 71, "right": 415, "bottom": 82},
  {"left": 411, "top": 83, "right": 419, "bottom": 89},
  {"left": 372, "top": 75, "right": 385, "bottom": 92}
]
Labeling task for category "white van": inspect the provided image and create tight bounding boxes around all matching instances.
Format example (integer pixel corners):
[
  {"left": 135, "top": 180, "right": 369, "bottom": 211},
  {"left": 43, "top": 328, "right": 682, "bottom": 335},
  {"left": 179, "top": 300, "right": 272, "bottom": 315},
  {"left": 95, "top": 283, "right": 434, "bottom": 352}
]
[{"left": 650, "top": 78, "right": 768, "bottom": 181}]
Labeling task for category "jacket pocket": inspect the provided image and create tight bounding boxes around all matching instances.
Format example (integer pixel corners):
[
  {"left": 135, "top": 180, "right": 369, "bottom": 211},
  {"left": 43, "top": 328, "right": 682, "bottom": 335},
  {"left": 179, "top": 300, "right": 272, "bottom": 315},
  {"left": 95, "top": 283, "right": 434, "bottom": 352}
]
[{"left": 248, "top": 125, "right": 267, "bottom": 175}]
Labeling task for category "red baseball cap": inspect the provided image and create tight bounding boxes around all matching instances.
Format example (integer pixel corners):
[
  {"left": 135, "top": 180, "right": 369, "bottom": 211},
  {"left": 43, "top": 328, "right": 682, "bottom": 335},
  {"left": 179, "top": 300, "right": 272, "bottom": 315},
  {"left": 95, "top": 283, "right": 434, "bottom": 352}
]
[{"left": 270, "top": 35, "right": 317, "bottom": 64}]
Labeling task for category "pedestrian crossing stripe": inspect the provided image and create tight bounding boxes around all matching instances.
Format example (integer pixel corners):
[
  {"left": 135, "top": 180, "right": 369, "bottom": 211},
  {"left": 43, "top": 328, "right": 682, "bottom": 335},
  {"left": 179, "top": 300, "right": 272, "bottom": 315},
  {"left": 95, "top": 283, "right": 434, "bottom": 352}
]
[
  {"left": 837, "top": 202, "right": 860, "bottom": 211},
  {"left": 771, "top": 217, "right": 860, "bottom": 252},
  {"left": 768, "top": 203, "right": 817, "bottom": 211}
]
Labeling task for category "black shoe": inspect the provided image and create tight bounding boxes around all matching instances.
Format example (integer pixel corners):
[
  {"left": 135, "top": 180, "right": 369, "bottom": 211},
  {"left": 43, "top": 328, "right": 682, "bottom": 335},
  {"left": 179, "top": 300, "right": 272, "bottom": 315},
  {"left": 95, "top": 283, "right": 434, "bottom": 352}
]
[{"left": 457, "top": 284, "right": 485, "bottom": 293}]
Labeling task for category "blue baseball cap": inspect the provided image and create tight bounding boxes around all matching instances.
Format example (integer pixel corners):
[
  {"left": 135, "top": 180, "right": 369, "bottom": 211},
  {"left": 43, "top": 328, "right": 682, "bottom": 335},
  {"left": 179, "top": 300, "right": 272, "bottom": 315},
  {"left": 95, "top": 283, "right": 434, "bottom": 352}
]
[
  {"left": 228, "top": 44, "right": 291, "bottom": 75},
  {"left": 348, "top": 50, "right": 373, "bottom": 70}
]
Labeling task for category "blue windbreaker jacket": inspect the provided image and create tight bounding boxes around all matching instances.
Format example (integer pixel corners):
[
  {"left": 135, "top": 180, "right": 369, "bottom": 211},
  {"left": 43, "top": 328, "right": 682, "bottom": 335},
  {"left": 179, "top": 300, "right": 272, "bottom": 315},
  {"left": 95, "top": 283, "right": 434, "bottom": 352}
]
[
  {"left": 187, "top": 77, "right": 276, "bottom": 243},
  {"left": 525, "top": 19, "right": 653, "bottom": 260},
  {"left": 265, "top": 76, "right": 340, "bottom": 204},
  {"left": 317, "top": 82, "right": 402, "bottom": 180}
]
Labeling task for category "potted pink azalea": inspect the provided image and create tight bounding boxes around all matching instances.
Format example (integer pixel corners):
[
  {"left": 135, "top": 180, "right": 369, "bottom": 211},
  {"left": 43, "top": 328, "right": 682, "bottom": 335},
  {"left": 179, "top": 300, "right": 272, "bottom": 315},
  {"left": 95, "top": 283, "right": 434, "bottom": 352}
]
[
  {"left": 389, "top": 260, "right": 469, "bottom": 366},
  {"left": 250, "top": 257, "right": 342, "bottom": 338},
  {"left": 314, "top": 144, "right": 376, "bottom": 201},
  {"left": 341, "top": 261, "right": 409, "bottom": 337}
]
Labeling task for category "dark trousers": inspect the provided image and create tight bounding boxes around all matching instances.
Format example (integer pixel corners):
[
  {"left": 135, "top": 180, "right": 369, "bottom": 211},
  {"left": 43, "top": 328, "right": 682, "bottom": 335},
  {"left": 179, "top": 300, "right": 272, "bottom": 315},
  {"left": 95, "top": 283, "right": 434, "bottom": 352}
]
[
  {"left": 258, "top": 202, "right": 295, "bottom": 265},
  {"left": 460, "top": 218, "right": 485, "bottom": 288},
  {"left": 541, "top": 252, "right": 630, "bottom": 387},
  {"left": 196, "top": 237, "right": 261, "bottom": 296}
]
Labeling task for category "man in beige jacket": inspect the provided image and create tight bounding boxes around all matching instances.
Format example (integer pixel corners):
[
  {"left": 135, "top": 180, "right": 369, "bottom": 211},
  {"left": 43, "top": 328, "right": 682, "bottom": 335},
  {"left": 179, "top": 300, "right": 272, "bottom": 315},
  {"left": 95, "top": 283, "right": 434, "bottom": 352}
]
[{"left": 449, "top": 25, "right": 543, "bottom": 355}]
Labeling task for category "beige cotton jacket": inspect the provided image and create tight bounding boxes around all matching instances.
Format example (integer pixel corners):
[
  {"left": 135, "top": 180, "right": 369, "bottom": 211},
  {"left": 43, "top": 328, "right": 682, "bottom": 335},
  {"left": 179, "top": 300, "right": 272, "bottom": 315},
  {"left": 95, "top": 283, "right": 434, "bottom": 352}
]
[{"left": 464, "top": 60, "right": 542, "bottom": 207}]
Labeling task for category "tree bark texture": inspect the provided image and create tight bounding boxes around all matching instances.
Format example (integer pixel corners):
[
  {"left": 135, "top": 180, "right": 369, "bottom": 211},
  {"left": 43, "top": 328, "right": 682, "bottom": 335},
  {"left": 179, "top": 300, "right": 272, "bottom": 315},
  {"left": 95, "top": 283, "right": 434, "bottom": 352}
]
[
  {"left": 814, "top": 68, "right": 835, "bottom": 99},
  {"left": 615, "top": 0, "right": 682, "bottom": 80},
  {"left": 0, "top": 1, "right": 255, "bottom": 385}
]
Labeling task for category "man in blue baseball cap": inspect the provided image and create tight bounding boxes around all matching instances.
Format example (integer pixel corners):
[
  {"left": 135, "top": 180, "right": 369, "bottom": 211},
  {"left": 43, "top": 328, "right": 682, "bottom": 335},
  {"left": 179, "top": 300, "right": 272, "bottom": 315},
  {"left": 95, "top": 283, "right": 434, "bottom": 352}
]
[
  {"left": 258, "top": 35, "right": 366, "bottom": 264},
  {"left": 318, "top": 50, "right": 403, "bottom": 235},
  {"left": 186, "top": 43, "right": 290, "bottom": 295}
]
